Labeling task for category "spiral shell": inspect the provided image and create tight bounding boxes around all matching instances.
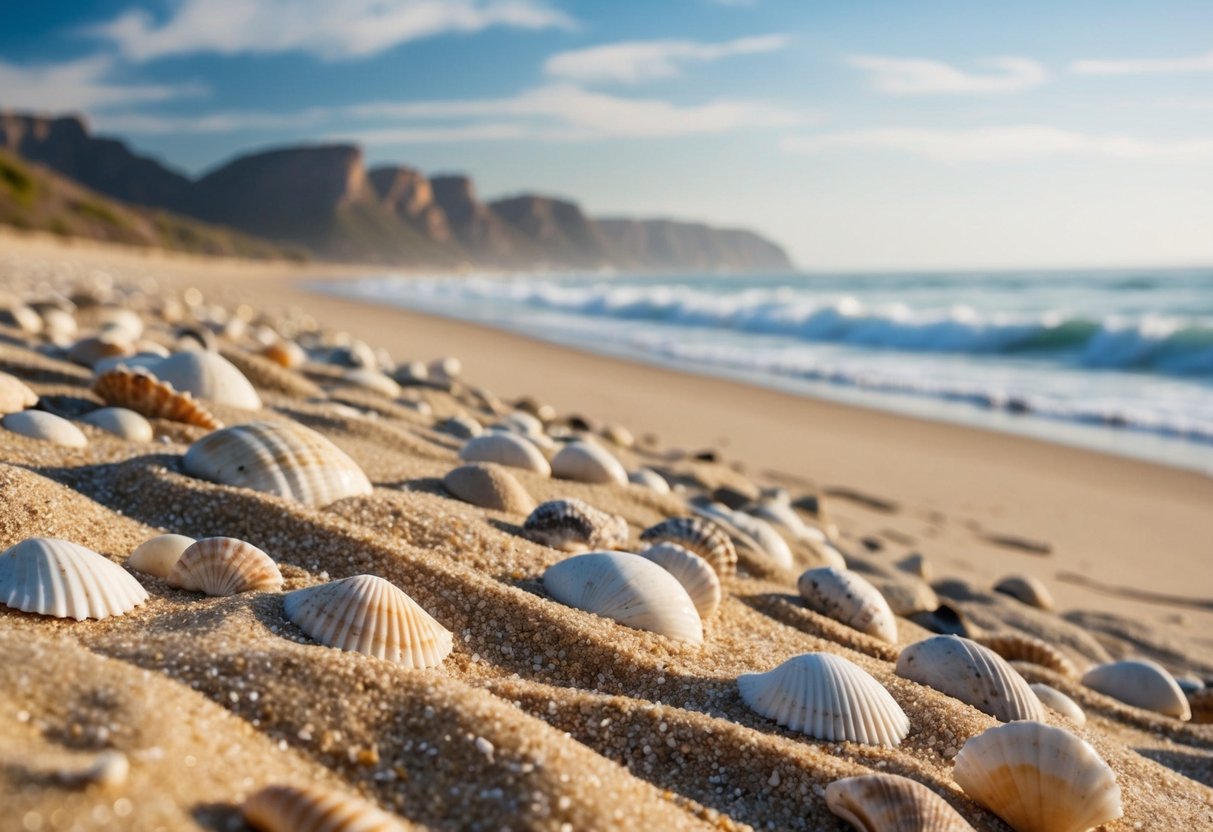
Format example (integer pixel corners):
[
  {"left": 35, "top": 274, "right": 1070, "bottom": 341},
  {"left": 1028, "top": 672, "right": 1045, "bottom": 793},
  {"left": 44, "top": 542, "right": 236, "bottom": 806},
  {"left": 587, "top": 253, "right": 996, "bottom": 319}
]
[
  {"left": 639, "top": 516, "right": 737, "bottom": 578},
  {"left": 149, "top": 350, "right": 262, "bottom": 410},
  {"left": 978, "top": 633, "right": 1079, "bottom": 678},
  {"left": 0, "top": 371, "right": 38, "bottom": 414},
  {"left": 895, "top": 635, "right": 1045, "bottom": 722},
  {"left": 0, "top": 537, "right": 147, "bottom": 620},
  {"left": 80, "top": 407, "right": 154, "bottom": 441},
  {"left": 442, "top": 463, "right": 535, "bottom": 514},
  {"left": 1081, "top": 659, "right": 1190, "bottom": 720},
  {"left": 637, "top": 543, "right": 722, "bottom": 620},
  {"left": 244, "top": 784, "right": 410, "bottom": 832},
  {"left": 550, "top": 441, "right": 628, "bottom": 486},
  {"left": 166, "top": 537, "right": 283, "bottom": 596},
  {"left": 1031, "top": 683, "right": 1086, "bottom": 726},
  {"left": 523, "top": 499, "right": 628, "bottom": 552},
  {"left": 797, "top": 567, "right": 898, "bottom": 644},
  {"left": 2, "top": 410, "right": 88, "bottom": 447},
  {"left": 128, "top": 533, "right": 195, "bottom": 578},
  {"left": 93, "top": 368, "right": 223, "bottom": 429},
  {"left": 825, "top": 774, "right": 976, "bottom": 832},
  {"left": 459, "top": 433, "right": 551, "bottom": 476},
  {"left": 994, "top": 575, "right": 1055, "bottom": 610}
]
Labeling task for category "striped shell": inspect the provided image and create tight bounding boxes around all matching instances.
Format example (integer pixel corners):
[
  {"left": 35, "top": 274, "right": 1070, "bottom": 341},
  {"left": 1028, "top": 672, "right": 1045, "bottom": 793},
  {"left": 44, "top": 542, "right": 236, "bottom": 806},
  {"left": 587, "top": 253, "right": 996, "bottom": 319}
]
[
  {"left": 442, "top": 463, "right": 535, "bottom": 514},
  {"left": 0, "top": 538, "right": 148, "bottom": 620},
  {"left": 543, "top": 551, "right": 703, "bottom": 644},
  {"left": 825, "top": 774, "right": 977, "bottom": 832},
  {"left": 639, "top": 516, "right": 737, "bottom": 578},
  {"left": 149, "top": 350, "right": 262, "bottom": 410},
  {"left": 244, "top": 784, "right": 409, "bottom": 832},
  {"left": 978, "top": 633, "right": 1079, "bottom": 678},
  {"left": 458, "top": 433, "right": 551, "bottom": 476},
  {"left": 550, "top": 441, "right": 629, "bottom": 486},
  {"left": 166, "top": 537, "right": 283, "bottom": 596},
  {"left": 691, "top": 503, "right": 793, "bottom": 570},
  {"left": 896, "top": 635, "right": 1046, "bottom": 722},
  {"left": 93, "top": 368, "right": 223, "bottom": 429},
  {"left": 797, "top": 567, "right": 898, "bottom": 644},
  {"left": 954, "top": 721, "right": 1122, "bottom": 832},
  {"left": 994, "top": 575, "right": 1055, "bottom": 610},
  {"left": 283, "top": 575, "right": 452, "bottom": 668},
  {"left": 183, "top": 421, "right": 373, "bottom": 507},
  {"left": 1081, "top": 659, "right": 1190, "bottom": 719},
  {"left": 523, "top": 499, "right": 628, "bottom": 552},
  {"left": 81, "top": 407, "right": 154, "bottom": 442},
  {"left": 627, "top": 467, "right": 670, "bottom": 494},
  {"left": 128, "top": 533, "right": 195, "bottom": 578},
  {"left": 1031, "top": 683, "right": 1087, "bottom": 726},
  {"left": 637, "top": 542, "right": 722, "bottom": 620},
  {"left": 0, "top": 371, "right": 37, "bottom": 414},
  {"left": 737, "top": 653, "right": 910, "bottom": 746},
  {"left": 2, "top": 410, "right": 88, "bottom": 447}
]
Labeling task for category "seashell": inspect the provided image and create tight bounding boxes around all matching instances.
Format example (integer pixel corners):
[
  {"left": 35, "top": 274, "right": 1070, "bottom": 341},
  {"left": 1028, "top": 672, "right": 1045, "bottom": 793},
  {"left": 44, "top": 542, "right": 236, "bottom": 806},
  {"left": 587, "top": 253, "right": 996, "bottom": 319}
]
[
  {"left": 132, "top": 340, "right": 171, "bottom": 358},
  {"left": 601, "top": 423, "right": 635, "bottom": 448},
  {"left": 513, "top": 395, "right": 554, "bottom": 422},
  {"left": 637, "top": 542, "right": 721, "bottom": 619},
  {"left": 858, "top": 567, "right": 938, "bottom": 616},
  {"left": 92, "top": 352, "right": 164, "bottom": 377},
  {"left": 283, "top": 574, "right": 452, "bottom": 668},
  {"left": 825, "top": 774, "right": 977, "bottom": 832},
  {"left": 1175, "top": 676, "right": 1204, "bottom": 695},
  {"left": 627, "top": 467, "right": 670, "bottom": 494},
  {"left": 2, "top": 410, "right": 88, "bottom": 448},
  {"left": 0, "top": 537, "right": 147, "bottom": 620},
  {"left": 95, "top": 307, "right": 143, "bottom": 341},
  {"left": 691, "top": 502, "right": 793, "bottom": 570},
  {"left": 1081, "top": 659, "right": 1190, "bottom": 719},
  {"left": 895, "top": 635, "right": 1045, "bottom": 722},
  {"left": 128, "top": 533, "right": 195, "bottom": 578},
  {"left": 442, "top": 463, "right": 536, "bottom": 514},
  {"left": 523, "top": 498, "right": 628, "bottom": 552},
  {"left": 495, "top": 409, "right": 544, "bottom": 436},
  {"left": 953, "top": 721, "right": 1122, "bottom": 832},
  {"left": 1031, "top": 683, "right": 1086, "bottom": 726},
  {"left": 1189, "top": 688, "right": 1213, "bottom": 724},
  {"left": 41, "top": 308, "right": 77, "bottom": 344},
  {"left": 737, "top": 653, "right": 910, "bottom": 746},
  {"left": 67, "top": 334, "right": 133, "bottom": 368},
  {"left": 243, "top": 783, "right": 409, "bottom": 832},
  {"left": 741, "top": 497, "right": 818, "bottom": 545},
  {"left": 978, "top": 633, "right": 1079, "bottom": 678},
  {"left": 341, "top": 367, "right": 401, "bottom": 398},
  {"left": 80, "top": 407, "right": 154, "bottom": 442},
  {"left": 543, "top": 551, "right": 703, "bottom": 644},
  {"left": 174, "top": 324, "right": 217, "bottom": 352},
  {"left": 428, "top": 356, "right": 462, "bottom": 383},
  {"left": 0, "top": 302, "right": 43, "bottom": 334},
  {"left": 640, "top": 516, "right": 737, "bottom": 578},
  {"left": 261, "top": 340, "right": 306, "bottom": 369},
  {"left": 797, "top": 567, "right": 898, "bottom": 643},
  {"left": 0, "top": 371, "right": 38, "bottom": 414},
  {"left": 148, "top": 350, "right": 262, "bottom": 410},
  {"left": 93, "top": 368, "right": 223, "bottom": 429},
  {"left": 994, "top": 575, "right": 1055, "bottom": 610},
  {"left": 896, "top": 553, "right": 931, "bottom": 580},
  {"left": 550, "top": 441, "right": 628, "bottom": 486},
  {"left": 184, "top": 421, "right": 373, "bottom": 507},
  {"left": 166, "top": 537, "right": 283, "bottom": 596},
  {"left": 436, "top": 415, "right": 483, "bottom": 440},
  {"left": 394, "top": 359, "right": 428, "bottom": 383},
  {"left": 458, "top": 433, "right": 551, "bottom": 476},
  {"left": 522, "top": 431, "right": 558, "bottom": 457}
]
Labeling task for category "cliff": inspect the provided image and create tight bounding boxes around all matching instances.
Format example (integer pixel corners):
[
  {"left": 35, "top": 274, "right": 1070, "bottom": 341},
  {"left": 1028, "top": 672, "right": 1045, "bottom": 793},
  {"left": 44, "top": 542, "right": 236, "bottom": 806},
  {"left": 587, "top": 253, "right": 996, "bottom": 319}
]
[
  {"left": 490, "top": 194, "right": 613, "bottom": 269},
  {"left": 598, "top": 218, "right": 792, "bottom": 271}
]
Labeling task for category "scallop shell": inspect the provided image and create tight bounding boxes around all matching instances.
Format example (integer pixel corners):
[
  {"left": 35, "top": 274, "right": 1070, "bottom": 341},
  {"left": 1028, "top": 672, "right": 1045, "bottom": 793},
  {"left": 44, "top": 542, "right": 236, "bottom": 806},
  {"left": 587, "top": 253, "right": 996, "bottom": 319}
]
[
  {"left": 978, "top": 633, "right": 1079, "bottom": 678},
  {"left": 825, "top": 774, "right": 977, "bottom": 832},
  {"left": 953, "top": 721, "right": 1122, "bottom": 832},
  {"left": 550, "top": 441, "right": 629, "bottom": 486},
  {"left": 243, "top": 783, "right": 410, "bottom": 832},
  {"left": 737, "top": 653, "right": 910, "bottom": 746},
  {"left": 639, "top": 516, "right": 737, "bottom": 578},
  {"left": 637, "top": 543, "right": 721, "bottom": 620},
  {"left": 166, "top": 537, "right": 283, "bottom": 596},
  {"left": 283, "top": 575, "right": 452, "bottom": 668},
  {"left": 80, "top": 407, "right": 154, "bottom": 442},
  {"left": 0, "top": 537, "right": 148, "bottom": 620},
  {"left": 183, "top": 421, "right": 373, "bottom": 507},
  {"left": 149, "top": 350, "right": 262, "bottom": 410},
  {"left": 458, "top": 433, "right": 551, "bottom": 476},
  {"left": 691, "top": 502, "right": 793, "bottom": 570},
  {"left": 543, "top": 551, "right": 703, "bottom": 644},
  {"left": 1031, "top": 683, "right": 1087, "bottom": 726},
  {"left": 994, "top": 575, "right": 1055, "bottom": 610},
  {"left": 128, "top": 533, "right": 195, "bottom": 578},
  {"left": 2, "top": 410, "right": 88, "bottom": 448},
  {"left": 93, "top": 368, "right": 223, "bottom": 429},
  {"left": 261, "top": 340, "right": 306, "bottom": 369},
  {"left": 1081, "top": 658, "right": 1190, "bottom": 719},
  {"left": 797, "top": 567, "right": 898, "bottom": 643},
  {"left": 442, "top": 463, "right": 535, "bottom": 514},
  {"left": 524, "top": 499, "right": 628, "bottom": 552},
  {"left": 895, "top": 635, "right": 1045, "bottom": 722},
  {"left": 627, "top": 467, "right": 670, "bottom": 494},
  {"left": 0, "top": 372, "right": 38, "bottom": 414},
  {"left": 342, "top": 367, "right": 401, "bottom": 398}
]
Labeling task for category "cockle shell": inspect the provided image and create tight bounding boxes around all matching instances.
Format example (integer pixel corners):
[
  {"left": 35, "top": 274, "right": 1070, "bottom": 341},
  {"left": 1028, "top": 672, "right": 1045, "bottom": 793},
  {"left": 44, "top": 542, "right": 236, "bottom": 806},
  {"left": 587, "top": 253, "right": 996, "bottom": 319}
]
[
  {"left": 128, "top": 533, "right": 195, "bottom": 578},
  {"left": 283, "top": 575, "right": 452, "bottom": 668},
  {"left": 93, "top": 368, "right": 223, "bottom": 429},
  {"left": 994, "top": 575, "right": 1055, "bottom": 611},
  {"left": 1031, "top": 683, "right": 1087, "bottom": 726},
  {"left": 0, "top": 538, "right": 147, "bottom": 620},
  {"left": 737, "top": 653, "right": 910, "bottom": 746},
  {"left": 797, "top": 567, "right": 898, "bottom": 644},
  {"left": 825, "top": 774, "right": 977, "bottom": 832},
  {"left": 543, "top": 551, "right": 703, "bottom": 644},
  {"left": 978, "top": 633, "right": 1079, "bottom": 678},
  {"left": 1081, "top": 658, "right": 1191, "bottom": 719},
  {"left": 183, "top": 421, "right": 373, "bottom": 508},
  {"left": 637, "top": 543, "right": 721, "bottom": 620},
  {"left": 149, "top": 350, "right": 262, "bottom": 410},
  {"left": 442, "top": 463, "right": 536, "bottom": 514},
  {"left": 80, "top": 407, "right": 154, "bottom": 442},
  {"left": 523, "top": 499, "right": 628, "bottom": 552},
  {"left": 550, "top": 441, "right": 629, "bottom": 486},
  {"left": 691, "top": 502, "right": 793, "bottom": 570},
  {"left": 243, "top": 783, "right": 410, "bottom": 832},
  {"left": 895, "top": 635, "right": 1045, "bottom": 722},
  {"left": 2, "top": 410, "right": 88, "bottom": 448},
  {"left": 639, "top": 516, "right": 737, "bottom": 578},
  {"left": 166, "top": 537, "right": 283, "bottom": 596},
  {"left": 341, "top": 367, "right": 401, "bottom": 398},
  {"left": 458, "top": 433, "right": 551, "bottom": 476},
  {"left": 953, "top": 721, "right": 1122, "bottom": 832},
  {"left": 627, "top": 467, "right": 670, "bottom": 494},
  {"left": 261, "top": 340, "right": 306, "bottom": 369},
  {"left": 0, "top": 371, "right": 38, "bottom": 414}
]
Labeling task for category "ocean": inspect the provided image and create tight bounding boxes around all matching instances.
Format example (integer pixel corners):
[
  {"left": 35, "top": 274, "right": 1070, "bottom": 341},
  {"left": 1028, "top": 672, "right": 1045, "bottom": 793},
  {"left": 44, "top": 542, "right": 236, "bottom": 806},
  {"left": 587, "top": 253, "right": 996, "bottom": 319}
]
[{"left": 313, "top": 268, "right": 1213, "bottom": 473}]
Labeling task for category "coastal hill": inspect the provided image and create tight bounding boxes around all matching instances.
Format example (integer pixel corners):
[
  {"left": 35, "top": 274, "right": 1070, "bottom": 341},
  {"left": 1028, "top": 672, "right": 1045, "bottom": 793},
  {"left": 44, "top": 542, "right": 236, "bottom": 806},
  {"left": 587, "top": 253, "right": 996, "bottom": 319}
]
[{"left": 0, "top": 111, "right": 792, "bottom": 271}]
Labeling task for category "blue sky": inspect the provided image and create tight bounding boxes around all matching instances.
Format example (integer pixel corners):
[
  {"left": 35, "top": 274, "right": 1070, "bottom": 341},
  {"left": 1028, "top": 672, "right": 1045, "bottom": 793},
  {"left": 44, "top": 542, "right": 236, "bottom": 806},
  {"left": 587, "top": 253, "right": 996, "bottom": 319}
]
[{"left": 2, "top": 0, "right": 1212, "bottom": 269}]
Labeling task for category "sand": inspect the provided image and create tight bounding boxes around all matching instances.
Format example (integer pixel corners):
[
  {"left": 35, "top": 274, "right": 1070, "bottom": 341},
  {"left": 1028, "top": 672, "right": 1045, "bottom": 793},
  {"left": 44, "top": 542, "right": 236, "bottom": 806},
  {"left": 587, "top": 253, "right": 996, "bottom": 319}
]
[{"left": 0, "top": 228, "right": 1210, "bottom": 831}]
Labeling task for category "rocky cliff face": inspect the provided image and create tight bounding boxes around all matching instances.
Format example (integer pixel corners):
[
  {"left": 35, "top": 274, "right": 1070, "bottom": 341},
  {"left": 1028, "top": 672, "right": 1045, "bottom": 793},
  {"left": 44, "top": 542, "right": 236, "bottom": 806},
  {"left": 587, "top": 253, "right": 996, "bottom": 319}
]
[
  {"left": 368, "top": 166, "right": 452, "bottom": 243},
  {"left": 597, "top": 218, "right": 791, "bottom": 271},
  {"left": 490, "top": 195, "right": 612, "bottom": 268},
  {"left": 430, "top": 175, "right": 529, "bottom": 263}
]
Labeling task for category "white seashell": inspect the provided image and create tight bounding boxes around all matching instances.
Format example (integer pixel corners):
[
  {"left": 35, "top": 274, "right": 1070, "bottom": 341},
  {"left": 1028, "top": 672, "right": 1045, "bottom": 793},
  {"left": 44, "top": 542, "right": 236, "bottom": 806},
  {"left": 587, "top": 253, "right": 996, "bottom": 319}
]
[
  {"left": 637, "top": 543, "right": 721, "bottom": 620},
  {"left": 428, "top": 356, "right": 462, "bottom": 382},
  {"left": 91, "top": 352, "right": 164, "bottom": 377},
  {"left": 149, "top": 350, "right": 262, "bottom": 410},
  {"left": 0, "top": 537, "right": 147, "bottom": 620},
  {"left": 953, "top": 721, "right": 1122, "bottom": 832},
  {"left": 342, "top": 367, "right": 401, "bottom": 398},
  {"left": 543, "top": 551, "right": 703, "bottom": 644},
  {"left": 994, "top": 575, "right": 1055, "bottom": 610},
  {"left": 1081, "top": 659, "right": 1190, "bottom": 720},
  {"left": 67, "top": 334, "right": 134, "bottom": 368},
  {"left": 550, "top": 441, "right": 628, "bottom": 486},
  {"left": 627, "top": 467, "right": 670, "bottom": 494},
  {"left": 436, "top": 415, "right": 483, "bottom": 440},
  {"left": 0, "top": 371, "right": 38, "bottom": 414},
  {"left": 494, "top": 410, "right": 544, "bottom": 436},
  {"left": 95, "top": 307, "right": 144, "bottom": 341},
  {"left": 895, "top": 635, "right": 1045, "bottom": 722},
  {"left": 737, "top": 653, "right": 910, "bottom": 746},
  {"left": 128, "top": 533, "right": 195, "bottom": 578},
  {"left": 184, "top": 421, "right": 373, "bottom": 507},
  {"left": 167, "top": 537, "right": 283, "bottom": 596},
  {"left": 1, "top": 302, "right": 42, "bottom": 334},
  {"left": 283, "top": 575, "right": 452, "bottom": 668},
  {"left": 797, "top": 567, "right": 898, "bottom": 643},
  {"left": 825, "top": 774, "right": 977, "bottom": 832},
  {"left": 524, "top": 499, "right": 628, "bottom": 552},
  {"left": 459, "top": 433, "right": 551, "bottom": 476},
  {"left": 691, "top": 502, "right": 793, "bottom": 570},
  {"left": 243, "top": 783, "right": 409, "bottom": 832},
  {"left": 640, "top": 516, "right": 737, "bottom": 578},
  {"left": 442, "top": 463, "right": 535, "bottom": 514},
  {"left": 1031, "top": 683, "right": 1087, "bottom": 726},
  {"left": 395, "top": 359, "right": 428, "bottom": 383},
  {"left": 41, "top": 308, "right": 77, "bottom": 343},
  {"left": 2, "top": 410, "right": 88, "bottom": 448},
  {"left": 80, "top": 407, "right": 153, "bottom": 441},
  {"left": 601, "top": 423, "right": 635, "bottom": 448}
]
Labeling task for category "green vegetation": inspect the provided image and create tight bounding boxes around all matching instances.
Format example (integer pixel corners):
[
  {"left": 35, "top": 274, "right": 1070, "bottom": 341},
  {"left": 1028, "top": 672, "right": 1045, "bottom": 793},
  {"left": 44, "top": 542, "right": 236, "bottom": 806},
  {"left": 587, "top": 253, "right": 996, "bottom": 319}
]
[{"left": 0, "top": 155, "right": 37, "bottom": 206}]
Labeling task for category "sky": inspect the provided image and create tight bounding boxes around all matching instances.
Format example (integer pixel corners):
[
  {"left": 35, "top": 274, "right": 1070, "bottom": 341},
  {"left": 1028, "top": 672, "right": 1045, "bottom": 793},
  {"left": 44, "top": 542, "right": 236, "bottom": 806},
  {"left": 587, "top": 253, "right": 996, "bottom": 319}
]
[{"left": 1, "top": 0, "right": 1212, "bottom": 270}]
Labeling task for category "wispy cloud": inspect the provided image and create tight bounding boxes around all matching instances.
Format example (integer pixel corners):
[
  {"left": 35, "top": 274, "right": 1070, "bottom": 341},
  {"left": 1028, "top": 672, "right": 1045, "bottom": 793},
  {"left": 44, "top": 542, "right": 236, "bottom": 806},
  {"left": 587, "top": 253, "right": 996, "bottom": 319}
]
[
  {"left": 1071, "top": 49, "right": 1213, "bottom": 76},
  {"left": 544, "top": 35, "right": 789, "bottom": 85},
  {"left": 90, "top": 0, "right": 574, "bottom": 62},
  {"left": 847, "top": 55, "right": 1047, "bottom": 94},
  {"left": 0, "top": 55, "right": 203, "bottom": 112}
]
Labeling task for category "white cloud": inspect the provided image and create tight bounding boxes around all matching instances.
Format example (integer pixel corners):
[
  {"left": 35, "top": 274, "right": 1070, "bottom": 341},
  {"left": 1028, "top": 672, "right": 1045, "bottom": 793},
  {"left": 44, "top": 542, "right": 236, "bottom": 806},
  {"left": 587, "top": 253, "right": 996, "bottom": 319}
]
[
  {"left": 1071, "top": 49, "right": 1213, "bottom": 76},
  {"left": 782, "top": 126, "right": 1213, "bottom": 163},
  {"left": 846, "top": 55, "right": 1047, "bottom": 94},
  {"left": 0, "top": 55, "right": 203, "bottom": 112},
  {"left": 90, "top": 0, "right": 574, "bottom": 62},
  {"left": 544, "top": 35, "right": 789, "bottom": 84}
]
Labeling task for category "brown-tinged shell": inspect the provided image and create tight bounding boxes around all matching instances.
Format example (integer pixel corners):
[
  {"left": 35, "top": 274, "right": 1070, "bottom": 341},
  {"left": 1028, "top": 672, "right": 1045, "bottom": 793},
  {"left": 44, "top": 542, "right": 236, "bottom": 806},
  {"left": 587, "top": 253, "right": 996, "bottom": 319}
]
[
  {"left": 523, "top": 498, "right": 628, "bottom": 552},
  {"left": 442, "top": 463, "right": 536, "bottom": 514},
  {"left": 639, "top": 516, "right": 737, "bottom": 578},
  {"left": 826, "top": 774, "right": 976, "bottom": 832},
  {"left": 166, "top": 537, "right": 283, "bottom": 596},
  {"left": 978, "top": 633, "right": 1080, "bottom": 678},
  {"left": 243, "top": 783, "right": 411, "bottom": 832},
  {"left": 261, "top": 340, "right": 307, "bottom": 369},
  {"left": 93, "top": 368, "right": 223, "bottom": 429}
]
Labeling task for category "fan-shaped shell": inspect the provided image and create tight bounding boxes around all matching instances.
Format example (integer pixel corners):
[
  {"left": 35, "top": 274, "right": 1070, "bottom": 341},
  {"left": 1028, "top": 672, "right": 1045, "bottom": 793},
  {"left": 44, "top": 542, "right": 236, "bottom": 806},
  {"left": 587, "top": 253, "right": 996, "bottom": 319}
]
[
  {"left": 550, "top": 441, "right": 628, "bottom": 486},
  {"left": 994, "top": 575, "right": 1055, "bottom": 610},
  {"left": 1031, "top": 683, "right": 1086, "bottom": 726},
  {"left": 283, "top": 575, "right": 452, "bottom": 668},
  {"left": 978, "top": 633, "right": 1079, "bottom": 678},
  {"left": 639, "top": 516, "right": 737, "bottom": 578},
  {"left": 825, "top": 774, "right": 976, "bottom": 832},
  {"left": 342, "top": 367, "right": 401, "bottom": 398},
  {"left": 798, "top": 567, "right": 898, "bottom": 643},
  {"left": 442, "top": 463, "right": 535, "bottom": 514},
  {"left": 81, "top": 407, "right": 153, "bottom": 441},
  {"left": 128, "top": 533, "right": 195, "bottom": 578},
  {"left": 261, "top": 340, "right": 306, "bottom": 369},
  {"left": 244, "top": 783, "right": 409, "bottom": 832},
  {"left": 1081, "top": 659, "right": 1190, "bottom": 719},
  {"left": 183, "top": 421, "right": 373, "bottom": 507},
  {"left": 737, "top": 653, "right": 910, "bottom": 746},
  {"left": 167, "top": 537, "right": 282, "bottom": 596},
  {"left": 543, "top": 551, "right": 703, "bottom": 644},
  {"left": 0, "top": 371, "right": 38, "bottom": 414},
  {"left": 691, "top": 503, "right": 793, "bottom": 569},
  {"left": 0, "top": 537, "right": 147, "bottom": 620},
  {"left": 93, "top": 368, "right": 223, "bottom": 429},
  {"left": 524, "top": 499, "right": 628, "bottom": 552},
  {"left": 637, "top": 543, "right": 721, "bottom": 620},
  {"left": 627, "top": 467, "right": 670, "bottom": 494},
  {"left": 149, "top": 350, "right": 262, "bottom": 410},
  {"left": 953, "top": 721, "right": 1122, "bottom": 832},
  {"left": 2, "top": 410, "right": 88, "bottom": 448},
  {"left": 458, "top": 433, "right": 551, "bottom": 476},
  {"left": 896, "top": 635, "right": 1045, "bottom": 722}
]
